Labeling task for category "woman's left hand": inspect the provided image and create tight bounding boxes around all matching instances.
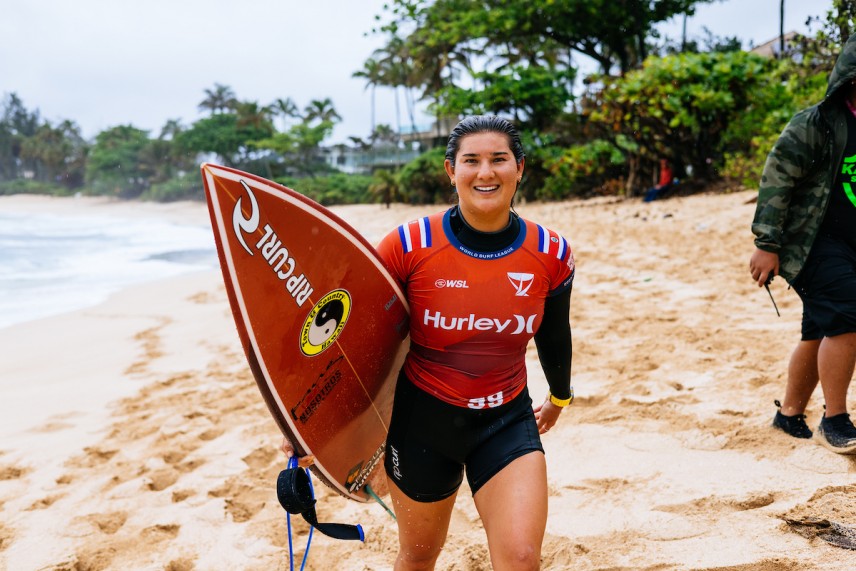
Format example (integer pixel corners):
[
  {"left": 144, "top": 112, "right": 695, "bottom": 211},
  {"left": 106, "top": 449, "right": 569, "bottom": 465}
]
[
  {"left": 280, "top": 436, "right": 316, "bottom": 468},
  {"left": 533, "top": 398, "right": 564, "bottom": 434}
]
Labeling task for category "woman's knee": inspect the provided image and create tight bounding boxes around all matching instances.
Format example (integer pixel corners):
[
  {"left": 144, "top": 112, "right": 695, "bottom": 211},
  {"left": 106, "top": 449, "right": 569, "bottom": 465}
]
[
  {"left": 492, "top": 540, "right": 541, "bottom": 570},
  {"left": 396, "top": 541, "right": 445, "bottom": 570}
]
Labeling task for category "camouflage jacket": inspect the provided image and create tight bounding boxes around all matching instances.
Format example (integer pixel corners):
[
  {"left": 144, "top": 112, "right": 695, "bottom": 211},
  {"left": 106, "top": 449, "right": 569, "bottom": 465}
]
[{"left": 752, "top": 34, "right": 856, "bottom": 283}]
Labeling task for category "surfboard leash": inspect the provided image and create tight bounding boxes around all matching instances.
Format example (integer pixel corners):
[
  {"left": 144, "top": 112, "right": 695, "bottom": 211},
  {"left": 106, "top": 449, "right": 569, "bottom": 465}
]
[
  {"left": 277, "top": 458, "right": 365, "bottom": 569},
  {"left": 365, "top": 483, "right": 397, "bottom": 521}
]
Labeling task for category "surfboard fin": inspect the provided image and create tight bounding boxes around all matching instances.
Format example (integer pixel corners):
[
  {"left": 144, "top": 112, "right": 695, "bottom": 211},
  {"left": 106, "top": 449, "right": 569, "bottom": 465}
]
[{"left": 277, "top": 464, "right": 365, "bottom": 542}]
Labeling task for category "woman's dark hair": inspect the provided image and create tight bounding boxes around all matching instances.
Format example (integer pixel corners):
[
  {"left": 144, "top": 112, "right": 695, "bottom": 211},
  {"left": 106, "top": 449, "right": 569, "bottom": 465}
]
[{"left": 445, "top": 115, "right": 525, "bottom": 167}]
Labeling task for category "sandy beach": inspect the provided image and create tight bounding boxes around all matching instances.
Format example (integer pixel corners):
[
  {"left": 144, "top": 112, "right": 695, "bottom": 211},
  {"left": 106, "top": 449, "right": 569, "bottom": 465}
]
[{"left": 1, "top": 192, "right": 855, "bottom": 570}]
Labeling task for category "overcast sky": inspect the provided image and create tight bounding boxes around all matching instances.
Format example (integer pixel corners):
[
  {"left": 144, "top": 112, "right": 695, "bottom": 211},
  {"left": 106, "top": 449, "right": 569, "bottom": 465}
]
[{"left": 0, "top": 0, "right": 830, "bottom": 145}]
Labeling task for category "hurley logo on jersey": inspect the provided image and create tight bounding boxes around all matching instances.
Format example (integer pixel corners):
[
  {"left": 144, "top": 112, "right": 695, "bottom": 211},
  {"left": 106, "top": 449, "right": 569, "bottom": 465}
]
[{"left": 423, "top": 309, "right": 536, "bottom": 334}]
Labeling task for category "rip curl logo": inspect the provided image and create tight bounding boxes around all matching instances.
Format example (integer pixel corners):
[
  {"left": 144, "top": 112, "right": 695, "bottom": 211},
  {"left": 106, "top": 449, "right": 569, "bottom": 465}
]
[
  {"left": 507, "top": 272, "right": 534, "bottom": 296},
  {"left": 389, "top": 445, "right": 402, "bottom": 480},
  {"left": 231, "top": 180, "right": 314, "bottom": 307},
  {"left": 233, "top": 180, "right": 260, "bottom": 255},
  {"left": 300, "top": 289, "right": 351, "bottom": 356},
  {"left": 843, "top": 154, "right": 856, "bottom": 208}
]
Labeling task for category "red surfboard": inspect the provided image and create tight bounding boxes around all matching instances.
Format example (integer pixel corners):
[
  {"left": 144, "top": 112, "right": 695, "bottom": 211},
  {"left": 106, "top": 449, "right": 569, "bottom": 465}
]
[{"left": 201, "top": 164, "right": 409, "bottom": 502}]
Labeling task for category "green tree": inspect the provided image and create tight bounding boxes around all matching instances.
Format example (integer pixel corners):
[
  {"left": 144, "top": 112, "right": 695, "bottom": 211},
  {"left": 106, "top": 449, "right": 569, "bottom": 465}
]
[
  {"left": 372, "top": 0, "right": 715, "bottom": 94},
  {"left": 253, "top": 99, "right": 341, "bottom": 178},
  {"left": 177, "top": 110, "right": 273, "bottom": 169},
  {"left": 0, "top": 93, "right": 41, "bottom": 181},
  {"left": 588, "top": 50, "right": 773, "bottom": 189},
  {"left": 142, "top": 118, "right": 195, "bottom": 184},
  {"left": 366, "top": 0, "right": 715, "bottom": 142},
  {"left": 432, "top": 64, "right": 575, "bottom": 131},
  {"left": 20, "top": 120, "right": 88, "bottom": 187},
  {"left": 85, "top": 125, "right": 152, "bottom": 197},
  {"left": 397, "top": 146, "right": 449, "bottom": 204},
  {"left": 369, "top": 168, "right": 401, "bottom": 207}
]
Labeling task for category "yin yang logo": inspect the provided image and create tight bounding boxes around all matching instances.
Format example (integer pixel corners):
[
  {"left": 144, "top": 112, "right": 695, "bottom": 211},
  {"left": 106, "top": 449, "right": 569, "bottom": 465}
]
[{"left": 300, "top": 289, "right": 351, "bottom": 356}]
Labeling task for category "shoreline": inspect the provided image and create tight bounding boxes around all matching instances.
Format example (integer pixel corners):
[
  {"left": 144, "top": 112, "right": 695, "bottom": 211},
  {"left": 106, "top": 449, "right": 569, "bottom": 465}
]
[{"left": 1, "top": 192, "right": 855, "bottom": 570}]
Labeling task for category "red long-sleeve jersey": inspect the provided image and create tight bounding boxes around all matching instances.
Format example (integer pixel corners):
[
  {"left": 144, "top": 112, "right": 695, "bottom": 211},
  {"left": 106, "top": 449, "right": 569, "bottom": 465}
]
[{"left": 377, "top": 208, "right": 574, "bottom": 409}]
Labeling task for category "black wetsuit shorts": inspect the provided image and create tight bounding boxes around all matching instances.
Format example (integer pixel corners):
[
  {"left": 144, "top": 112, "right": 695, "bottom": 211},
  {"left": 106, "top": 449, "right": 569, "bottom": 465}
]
[{"left": 384, "top": 371, "right": 544, "bottom": 503}]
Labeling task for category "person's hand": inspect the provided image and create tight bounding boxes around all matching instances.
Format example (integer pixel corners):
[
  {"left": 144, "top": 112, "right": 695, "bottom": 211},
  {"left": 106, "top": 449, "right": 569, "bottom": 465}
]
[
  {"left": 533, "top": 398, "right": 564, "bottom": 434},
  {"left": 280, "top": 436, "right": 315, "bottom": 468},
  {"left": 749, "top": 248, "right": 779, "bottom": 287}
]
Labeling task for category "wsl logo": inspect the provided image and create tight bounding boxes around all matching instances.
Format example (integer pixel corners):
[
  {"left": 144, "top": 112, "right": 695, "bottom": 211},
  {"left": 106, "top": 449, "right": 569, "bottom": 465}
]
[
  {"left": 435, "top": 278, "right": 469, "bottom": 289},
  {"left": 300, "top": 289, "right": 352, "bottom": 356},
  {"left": 507, "top": 272, "right": 534, "bottom": 296}
]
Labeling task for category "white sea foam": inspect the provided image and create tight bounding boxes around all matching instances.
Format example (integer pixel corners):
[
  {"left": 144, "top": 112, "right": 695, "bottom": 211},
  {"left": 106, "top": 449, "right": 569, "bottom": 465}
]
[{"left": 0, "top": 210, "right": 217, "bottom": 330}]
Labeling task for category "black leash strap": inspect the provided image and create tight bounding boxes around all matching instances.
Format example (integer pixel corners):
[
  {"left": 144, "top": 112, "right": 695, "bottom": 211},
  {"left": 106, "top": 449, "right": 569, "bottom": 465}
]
[
  {"left": 276, "top": 465, "right": 365, "bottom": 541},
  {"left": 764, "top": 274, "right": 780, "bottom": 317}
]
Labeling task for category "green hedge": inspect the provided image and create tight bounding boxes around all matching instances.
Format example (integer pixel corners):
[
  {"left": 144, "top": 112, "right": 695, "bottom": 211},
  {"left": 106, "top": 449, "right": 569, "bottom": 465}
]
[{"left": 0, "top": 179, "right": 72, "bottom": 196}]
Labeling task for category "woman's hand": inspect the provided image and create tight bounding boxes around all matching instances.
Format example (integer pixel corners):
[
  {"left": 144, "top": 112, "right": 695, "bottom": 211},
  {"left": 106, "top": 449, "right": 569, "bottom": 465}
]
[
  {"left": 280, "top": 436, "right": 315, "bottom": 468},
  {"left": 533, "top": 398, "right": 564, "bottom": 434}
]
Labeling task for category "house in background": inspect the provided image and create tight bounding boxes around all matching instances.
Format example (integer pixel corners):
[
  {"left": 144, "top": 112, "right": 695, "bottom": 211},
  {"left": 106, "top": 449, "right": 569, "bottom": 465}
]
[
  {"left": 324, "top": 117, "right": 458, "bottom": 174},
  {"left": 750, "top": 31, "right": 799, "bottom": 58}
]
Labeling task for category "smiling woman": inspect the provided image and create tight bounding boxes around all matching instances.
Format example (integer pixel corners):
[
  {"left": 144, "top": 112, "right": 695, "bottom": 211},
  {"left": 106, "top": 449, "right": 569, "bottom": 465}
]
[
  {"left": 282, "top": 115, "right": 577, "bottom": 569},
  {"left": 444, "top": 117, "right": 526, "bottom": 232}
]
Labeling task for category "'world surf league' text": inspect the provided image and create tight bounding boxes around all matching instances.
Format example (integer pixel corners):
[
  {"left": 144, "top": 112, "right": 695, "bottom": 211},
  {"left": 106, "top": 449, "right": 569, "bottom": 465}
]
[{"left": 232, "top": 180, "right": 314, "bottom": 306}]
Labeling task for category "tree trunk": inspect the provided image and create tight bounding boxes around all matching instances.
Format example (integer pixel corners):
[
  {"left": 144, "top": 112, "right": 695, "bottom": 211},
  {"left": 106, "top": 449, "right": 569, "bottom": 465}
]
[{"left": 625, "top": 153, "right": 640, "bottom": 196}]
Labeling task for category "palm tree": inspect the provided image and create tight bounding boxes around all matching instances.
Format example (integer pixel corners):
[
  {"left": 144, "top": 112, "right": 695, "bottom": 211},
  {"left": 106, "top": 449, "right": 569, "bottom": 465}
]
[
  {"left": 369, "top": 169, "right": 400, "bottom": 208},
  {"left": 198, "top": 83, "right": 237, "bottom": 115},
  {"left": 373, "top": 37, "right": 425, "bottom": 139},
  {"left": 303, "top": 98, "right": 341, "bottom": 124},
  {"left": 353, "top": 58, "right": 383, "bottom": 135},
  {"left": 235, "top": 101, "right": 274, "bottom": 131},
  {"left": 270, "top": 97, "right": 301, "bottom": 131},
  {"left": 371, "top": 124, "right": 399, "bottom": 148},
  {"left": 158, "top": 118, "right": 184, "bottom": 141}
]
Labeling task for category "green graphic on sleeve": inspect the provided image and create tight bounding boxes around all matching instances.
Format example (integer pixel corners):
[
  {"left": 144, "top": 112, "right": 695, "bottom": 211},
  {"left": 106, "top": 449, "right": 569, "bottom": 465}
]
[
  {"left": 843, "top": 155, "right": 856, "bottom": 208},
  {"left": 844, "top": 182, "right": 856, "bottom": 208}
]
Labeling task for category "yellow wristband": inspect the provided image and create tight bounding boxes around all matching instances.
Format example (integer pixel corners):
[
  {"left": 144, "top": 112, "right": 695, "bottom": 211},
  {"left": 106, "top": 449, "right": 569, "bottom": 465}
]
[{"left": 549, "top": 388, "right": 574, "bottom": 407}]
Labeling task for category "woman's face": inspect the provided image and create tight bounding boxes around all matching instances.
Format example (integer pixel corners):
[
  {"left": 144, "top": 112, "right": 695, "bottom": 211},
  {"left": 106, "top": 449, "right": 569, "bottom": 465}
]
[{"left": 445, "top": 131, "right": 524, "bottom": 231}]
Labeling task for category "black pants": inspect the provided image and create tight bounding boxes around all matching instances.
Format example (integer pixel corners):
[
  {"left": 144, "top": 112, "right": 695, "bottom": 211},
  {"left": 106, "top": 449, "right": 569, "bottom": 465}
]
[{"left": 793, "top": 234, "right": 856, "bottom": 340}]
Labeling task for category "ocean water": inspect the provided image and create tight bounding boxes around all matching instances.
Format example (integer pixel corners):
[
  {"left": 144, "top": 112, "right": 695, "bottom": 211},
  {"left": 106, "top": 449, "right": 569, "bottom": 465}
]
[{"left": 0, "top": 210, "right": 219, "bottom": 330}]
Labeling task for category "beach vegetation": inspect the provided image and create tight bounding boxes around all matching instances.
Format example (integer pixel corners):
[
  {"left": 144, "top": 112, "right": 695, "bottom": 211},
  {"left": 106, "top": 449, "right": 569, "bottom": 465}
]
[
  {"left": 85, "top": 125, "right": 153, "bottom": 198},
  {"left": 0, "top": 2, "right": 847, "bottom": 203},
  {"left": 276, "top": 173, "right": 374, "bottom": 206},
  {"left": 396, "top": 146, "right": 450, "bottom": 204}
]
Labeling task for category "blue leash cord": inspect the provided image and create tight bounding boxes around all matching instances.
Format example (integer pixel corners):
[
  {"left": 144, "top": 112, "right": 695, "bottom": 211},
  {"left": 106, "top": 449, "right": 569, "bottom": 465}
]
[
  {"left": 278, "top": 457, "right": 366, "bottom": 569},
  {"left": 285, "top": 457, "right": 314, "bottom": 571}
]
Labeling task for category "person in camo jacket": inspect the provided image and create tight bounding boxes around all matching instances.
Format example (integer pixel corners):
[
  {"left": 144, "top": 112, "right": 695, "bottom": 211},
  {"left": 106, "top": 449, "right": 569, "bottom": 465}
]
[{"left": 749, "top": 33, "right": 856, "bottom": 454}]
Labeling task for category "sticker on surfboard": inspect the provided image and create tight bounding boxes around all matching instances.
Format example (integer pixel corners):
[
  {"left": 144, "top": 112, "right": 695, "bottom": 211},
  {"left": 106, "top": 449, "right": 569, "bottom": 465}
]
[{"left": 300, "top": 289, "right": 352, "bottom": 356}]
